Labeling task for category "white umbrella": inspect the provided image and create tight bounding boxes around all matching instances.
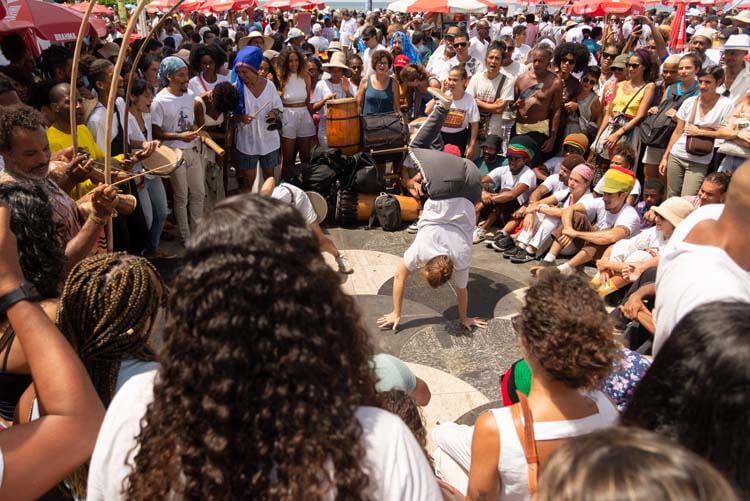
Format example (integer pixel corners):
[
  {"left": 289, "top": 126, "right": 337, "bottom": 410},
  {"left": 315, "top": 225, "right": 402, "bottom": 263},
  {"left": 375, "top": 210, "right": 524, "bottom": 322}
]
[{"left": 386, "top": 0, "right": 412, "bottom": 11}]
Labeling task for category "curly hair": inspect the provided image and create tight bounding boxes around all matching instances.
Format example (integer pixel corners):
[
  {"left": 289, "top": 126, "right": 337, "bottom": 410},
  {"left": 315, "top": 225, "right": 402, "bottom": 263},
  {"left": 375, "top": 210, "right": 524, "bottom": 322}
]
[
  {"left": 622, "top": 301, "right": 750, "bottom": 497},
  {"left": 553, "top": 42, "right": 591, "bottom": 73},
  {"left": 422, "top": 255, "right": 453, "bottom": 288},
  {"left": 612, "top": 142, "right": 636, "bottom": 169},
  {"left": 275, "top": 46, "right": 307, "bottom": 92},
  {"left": 124, "top": 195, "right": 379, "bottom": 499},
  {"left": 0, "top": 104, "right": 46, "bottom": 152},
  {"left": 398, "top": 63, "right": 429, "bottom": 85},
  {"left": 538, "top": 427, "right": 739, "bottom": 501},
  {"left": 0, "top": 182, "right": 63, "bottom": 298},
  {"left": 211, "top": 81, "right": 240, "bottom": 113},
  {"left": 188, "top": 42, "right": 226, "bottom": 74},
  {"left": 369, "top": 49, "right": 393, "bottom": 70},
  {"left": 518, "top": 272, "right": 618, "bottom": 389},
  {"left": 377, "top": 390, "right": 433, "bottom": 468}
]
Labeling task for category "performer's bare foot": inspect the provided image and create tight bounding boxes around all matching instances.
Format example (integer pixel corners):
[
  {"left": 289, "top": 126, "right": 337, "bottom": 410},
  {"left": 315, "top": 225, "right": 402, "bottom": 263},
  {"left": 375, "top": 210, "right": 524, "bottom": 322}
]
[{"left": 427, "top": 87, "right": 452, "bottom": 110}]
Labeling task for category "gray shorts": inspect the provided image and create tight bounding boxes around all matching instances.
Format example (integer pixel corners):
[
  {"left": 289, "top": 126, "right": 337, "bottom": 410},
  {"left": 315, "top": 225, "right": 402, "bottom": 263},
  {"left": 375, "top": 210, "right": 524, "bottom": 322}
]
[{"left": 642, "top": 145, "right": 665, "bottom": 164}]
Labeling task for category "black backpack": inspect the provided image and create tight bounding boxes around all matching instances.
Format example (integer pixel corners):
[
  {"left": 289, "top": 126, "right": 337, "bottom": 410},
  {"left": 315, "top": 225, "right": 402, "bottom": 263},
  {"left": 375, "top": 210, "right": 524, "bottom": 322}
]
[
  {"left": 349, "top": 152, "right": 383, "bottom": 194},
  {"left": 369, "top": 193, "right": 402, "bottom": 231}
]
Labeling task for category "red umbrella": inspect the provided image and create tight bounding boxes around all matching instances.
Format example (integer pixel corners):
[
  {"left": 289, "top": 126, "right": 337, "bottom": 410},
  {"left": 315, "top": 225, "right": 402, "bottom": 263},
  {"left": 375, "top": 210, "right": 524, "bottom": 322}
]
[
  {"left": 571, "top": 0, "right": 644, "bottom": 16},
  {"left": 669, "top": 0, "right": 688, "bottom": 52},
  {"left": 0, "top": 0, "right": 106, "bottom": 42},
  {"left": 202, "top": 0, "right": 256, "bottom": 11},
  {"left": 177, "top": 0, "right": 204, "bottom": 11},
  {"left": 67, "top": 2, "right": 115, "bottom": 16},
  {"left": 146, "top": 0, "right": 177, "bottom": 13}
]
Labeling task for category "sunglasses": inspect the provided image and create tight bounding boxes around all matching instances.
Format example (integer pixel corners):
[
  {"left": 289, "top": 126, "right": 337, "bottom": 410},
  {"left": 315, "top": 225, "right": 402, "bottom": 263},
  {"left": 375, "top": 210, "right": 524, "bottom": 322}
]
[
  {"left": 453, "top": 42, "right": 468, "bottom": 48},
  {"left": 602, "top": 53, "right": 618, "bottom": 60},
  {"left": 362, "top": 36, "right": 371, "bottom": 41},
  {"left": 582, "top": 78, "right": 597, "bottom": 85},
  {"left": 562, "top": 57, "right": 576, "bottom": 64},
  {"left": 626, "top": 63, "right": 641, "bottom": 69}
]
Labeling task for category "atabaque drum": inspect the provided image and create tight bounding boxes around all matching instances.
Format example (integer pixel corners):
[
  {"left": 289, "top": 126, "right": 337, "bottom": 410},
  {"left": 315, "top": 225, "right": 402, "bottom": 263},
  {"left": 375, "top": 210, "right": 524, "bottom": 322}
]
[
  {"left": 336, "top": 189, "right": 420, "bottom": 226},
  {"left": 141, "top": 145, "right": 183, "bottom": 177},
  {"left": 326, "top": 98, "right": 360, "bottom": 155}
]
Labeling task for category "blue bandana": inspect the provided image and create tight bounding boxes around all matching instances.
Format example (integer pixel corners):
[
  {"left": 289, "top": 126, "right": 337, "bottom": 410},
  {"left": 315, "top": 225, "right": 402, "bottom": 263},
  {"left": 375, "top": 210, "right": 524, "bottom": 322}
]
[
  {"left": 233, "top": 46, "right": 263, "bottom": 114},
  {"left": 157, "top": 56, "right": 187, "bottom": 88},
  {"left": 390, "top": 31, "right": 421, "bottom": 64}
]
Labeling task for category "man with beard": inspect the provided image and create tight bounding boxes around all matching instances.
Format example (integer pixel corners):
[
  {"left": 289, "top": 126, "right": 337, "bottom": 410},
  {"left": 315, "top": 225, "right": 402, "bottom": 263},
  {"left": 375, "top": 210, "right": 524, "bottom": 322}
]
[
  {"left": 514, "top": 44, "right": 564, "bottom": 167},
  {"left": 0, "top": 104, "right": 117, "bottom": 274},
  {"left": 531, "top": 166, "right": 641, "bottom": 275},
  {"left": 476, "top": 134, "right": 503, "bottom": 176},
  {"left": 152, "top": 56, "right": 204, "bottom": 244}
]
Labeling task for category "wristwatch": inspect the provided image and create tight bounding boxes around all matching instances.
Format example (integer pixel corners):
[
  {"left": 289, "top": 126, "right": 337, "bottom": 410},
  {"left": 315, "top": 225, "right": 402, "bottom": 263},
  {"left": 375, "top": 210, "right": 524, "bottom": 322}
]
[{"left": 0, "top": 281, "right": 37, "bottom": 316}]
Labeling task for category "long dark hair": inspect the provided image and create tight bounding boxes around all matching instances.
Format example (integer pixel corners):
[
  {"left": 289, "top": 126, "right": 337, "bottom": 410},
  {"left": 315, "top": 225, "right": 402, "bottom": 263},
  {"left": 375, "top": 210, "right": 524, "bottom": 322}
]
[
  {"left": 623, "top": 301, "right": 750, "bottom": 497},
  {"left": 125, "top": 195, "right": 378, "bottom": 499},
  {"left": 275, "top": 46, "right": 306, "bottom": 92}
]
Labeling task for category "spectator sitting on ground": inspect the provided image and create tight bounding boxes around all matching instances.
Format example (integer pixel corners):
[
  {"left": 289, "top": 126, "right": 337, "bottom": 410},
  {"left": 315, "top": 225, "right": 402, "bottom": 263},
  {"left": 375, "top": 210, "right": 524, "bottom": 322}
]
[
  {"left": 474, "top": 135, "right": 538, "bottom": 244},
  {"left": 593, "top": 142, "right": 642, "bottom": 206},
  {"left": 591, "top": 196, "right": 694, "bottom": 297},
  {"left": 531, "top": 166, "right": 641, "bottom": 276},
  {"left": 635, "top": 178, "right": 665, "bottom": 228},
  {"left": 476, "top": 134, "right": 504, "bottom": 177},
  {"left": 682, "top": 171, "right": 729, "bottom": 208},
  {"left": 536, "top": 132, "right": 589, "bottom": 182}
]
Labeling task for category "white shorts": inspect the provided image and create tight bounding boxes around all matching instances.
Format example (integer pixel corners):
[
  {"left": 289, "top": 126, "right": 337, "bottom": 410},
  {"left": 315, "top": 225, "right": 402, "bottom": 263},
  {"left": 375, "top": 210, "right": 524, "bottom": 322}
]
[
  {"left": 642, "top": 145, "right": 665, "bottom": 165},
  {"left": 281, "top": 106, "right": 316, "bottom": 139}
]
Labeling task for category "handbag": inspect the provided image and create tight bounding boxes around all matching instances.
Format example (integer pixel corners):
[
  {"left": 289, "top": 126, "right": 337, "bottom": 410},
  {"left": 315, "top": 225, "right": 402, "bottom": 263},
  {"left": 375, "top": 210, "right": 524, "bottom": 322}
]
[
  {"left": 593, "top": 83, "right": 647, "bottom": 159},
  {"left": 685, "top": 97, "right": 716, "bottom": 156},
  {"left": 478, "top": 73, "right": 507, "bottom": 139},
  {"left": 639, "top": 87, "right": 694, "bottom": 147},
  {"left": 360, "top": 112, "right": 408, "bottom": 151}
]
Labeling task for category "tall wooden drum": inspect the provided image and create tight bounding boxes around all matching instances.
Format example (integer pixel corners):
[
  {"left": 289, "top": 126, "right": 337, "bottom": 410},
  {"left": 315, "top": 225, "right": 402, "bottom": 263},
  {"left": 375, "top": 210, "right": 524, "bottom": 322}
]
[{"left": 326, "top": 98, "right": 360, "bottom": 155}]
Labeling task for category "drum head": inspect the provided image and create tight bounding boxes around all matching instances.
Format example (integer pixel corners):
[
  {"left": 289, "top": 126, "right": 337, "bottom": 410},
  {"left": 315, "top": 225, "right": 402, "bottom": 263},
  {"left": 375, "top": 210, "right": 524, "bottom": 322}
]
[
  {"left": 306, "top": 191, "right": 328, "bottom": 224},
  {"left": 327, "top": 97, "right": 356, "bottom": 106},
  {"left": 141, "top": 146, "right": 181, "bottom": 177}
]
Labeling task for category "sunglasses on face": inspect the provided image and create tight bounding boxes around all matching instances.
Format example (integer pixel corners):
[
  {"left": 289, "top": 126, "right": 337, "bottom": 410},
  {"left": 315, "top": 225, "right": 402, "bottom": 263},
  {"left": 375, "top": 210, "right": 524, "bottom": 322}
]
[
  {"left": 602, "top": 53, "right": 618, "bottom": 60},
  {"left": 582, "top": 78, "right": 597, "bottom": 85},
  {"left": 454, "top": 42, "right": 468, "bottom": 48},
  {"left": 562, "top": 57, "right": 576, "bottom": 64},
  {"left": 626, "top": 63, "right": 641, "bottom": 69},
  {"left": 363, "top": 37, "right": 371, "bottom": 41}
]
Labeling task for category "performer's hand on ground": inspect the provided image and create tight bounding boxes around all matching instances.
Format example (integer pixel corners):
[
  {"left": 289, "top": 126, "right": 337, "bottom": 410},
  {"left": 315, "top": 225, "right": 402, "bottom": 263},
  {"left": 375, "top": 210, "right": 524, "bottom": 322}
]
[
  {"left": 460, "top": 317, "right": 487, "bottom": 331},
  {"left": 377, "top": 311, "right": 401, "bottom": 331}
]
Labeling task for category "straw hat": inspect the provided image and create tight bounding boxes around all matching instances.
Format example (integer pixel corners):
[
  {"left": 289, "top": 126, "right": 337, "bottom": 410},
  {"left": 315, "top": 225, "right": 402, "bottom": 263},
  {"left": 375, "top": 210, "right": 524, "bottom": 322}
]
[
  {"left": 322, "top": 52, "right": 350, "bottom": 75},
  {"left": 327, "top": 40, "right": 343, "bottom": 53},
  {"left": 175, "top": 49, "right": 191, "bottom": 65},
  {"left": 724, "top": 33, "right": 750, "bottom": 51},
  {"left": 239, "top": 30, "right": 274, "bottom": 51},
  {"left": 97, "top": 42, "right": 120, "bottom": 59},
  {"left": 728, "top": 10, "right": 750, "bottom": 25},
  {"left": 652, "top": 197, "right": 694, "bottom": 228}
]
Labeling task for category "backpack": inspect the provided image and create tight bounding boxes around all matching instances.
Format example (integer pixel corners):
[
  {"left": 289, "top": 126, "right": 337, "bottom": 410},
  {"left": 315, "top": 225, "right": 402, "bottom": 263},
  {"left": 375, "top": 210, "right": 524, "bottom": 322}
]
[
  {"left": 349, "top": 152, "right": 383, "bottom": 194},
  {"left": 369, "top": 193, "right": 402, "bottom": 231}
]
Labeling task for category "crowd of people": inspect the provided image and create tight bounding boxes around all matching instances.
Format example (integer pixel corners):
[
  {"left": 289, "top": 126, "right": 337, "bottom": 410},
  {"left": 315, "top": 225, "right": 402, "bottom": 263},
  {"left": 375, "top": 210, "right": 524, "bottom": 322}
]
[{"left": 0, "top": 2, "right": 749, "bottom": 500}]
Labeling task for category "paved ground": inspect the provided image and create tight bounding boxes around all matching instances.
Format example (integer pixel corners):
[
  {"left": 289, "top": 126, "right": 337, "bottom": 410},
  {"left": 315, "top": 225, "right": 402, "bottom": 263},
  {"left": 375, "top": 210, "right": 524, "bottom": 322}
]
[{"left": 156, "top": 219, "right": 535, "bottom": 437}]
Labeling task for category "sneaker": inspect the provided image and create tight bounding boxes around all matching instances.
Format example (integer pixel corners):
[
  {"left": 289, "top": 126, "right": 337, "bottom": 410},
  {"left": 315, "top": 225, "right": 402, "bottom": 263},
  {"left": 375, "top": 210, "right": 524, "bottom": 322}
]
[
  {"left": 407, "top": 221, "right": 419, "bottom": 234},
  {"left": 502, "top": 245, "right": 520, "bottom": 259},
  {"left": 427, "top": 87, "right": 453, "bottom": 110},
  {"left": 530, "top": 261, "right": 556, "bottom": 276},
  {"left": 336, "top": 254, "right": 354, "bottom": 274},
  {"left": 491, "top": 235, "right": 515, "bottom": 252},
  {"left": 473, "top": 227, "right": 487, "bottom": 244},
  {"left": 510, "top": 248, "right": 536, "bottom": 264}
]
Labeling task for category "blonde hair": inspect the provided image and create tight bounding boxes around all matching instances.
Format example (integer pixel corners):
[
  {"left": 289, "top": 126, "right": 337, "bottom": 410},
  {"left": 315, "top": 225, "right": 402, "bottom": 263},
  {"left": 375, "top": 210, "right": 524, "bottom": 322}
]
[
  {"left": 538, "top": 427, "right": 738, "bottom": 501},
  {"left": 422, "top": 255, "right": 453, "bottom": 288}
]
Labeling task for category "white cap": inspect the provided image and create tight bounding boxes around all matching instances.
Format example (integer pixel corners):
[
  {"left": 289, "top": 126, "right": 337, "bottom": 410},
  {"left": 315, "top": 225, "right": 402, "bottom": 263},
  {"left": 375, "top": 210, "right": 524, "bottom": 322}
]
[
  {"left": 724, "top": 33, "right": 750, "bottom": 51},
  {"left": 687, "top": 7, "right": 702, "bottom": 17},
  {"left": 285, "top": 27, "right": 305, "bottom": 42},
  {"left": 312, "top": 23, "right": 322, "bottom": 34},
  {"left": 500, "top": 26, "right": 513, "bottom": 37}
]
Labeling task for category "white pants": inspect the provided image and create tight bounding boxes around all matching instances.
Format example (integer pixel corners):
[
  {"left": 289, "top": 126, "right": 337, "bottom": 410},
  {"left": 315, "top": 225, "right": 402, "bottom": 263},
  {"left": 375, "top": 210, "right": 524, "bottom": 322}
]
[
  {"left": 516, "top": 211, "right": 560, "bottom": 251},
  {"left": 432, "top": 422, "right": 474, "bottom": 495},
  {"left": 171, "top": 146, "right": 205, "bottom": 241}
]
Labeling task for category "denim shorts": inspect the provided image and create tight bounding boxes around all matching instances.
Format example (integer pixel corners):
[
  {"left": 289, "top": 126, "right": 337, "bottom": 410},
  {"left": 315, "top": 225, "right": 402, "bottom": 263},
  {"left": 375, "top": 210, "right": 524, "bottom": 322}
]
[{"left": 238, "top": 149, "right": 281, "bottom": 170}]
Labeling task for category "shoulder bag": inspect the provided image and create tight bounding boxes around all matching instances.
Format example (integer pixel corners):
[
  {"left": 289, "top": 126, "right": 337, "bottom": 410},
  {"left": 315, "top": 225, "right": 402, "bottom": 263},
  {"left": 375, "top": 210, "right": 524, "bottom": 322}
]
[
  {"left": 510, "top": 393, "right": 539, "bottom": 495},
  {"left": 685, "top": 97, "right": 716, "bottom": 156},
  {"left": 594, "top": 83, "right": 647, "bottom": 159},
  {"left": 638, "top": 87, "right": 694, "bottom": 147},
  {"left": 478, "top": 73, "right": 507, "bottom": 139}
]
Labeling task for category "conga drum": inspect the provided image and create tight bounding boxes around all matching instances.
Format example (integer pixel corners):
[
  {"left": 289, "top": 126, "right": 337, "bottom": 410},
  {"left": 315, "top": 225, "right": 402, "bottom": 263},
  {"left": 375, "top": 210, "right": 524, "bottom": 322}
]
[
  {"left": 336, "top": 190, "right": 420, "bottom": 226},
  {"left": 326, "top": 98, "right": 360, "bottom": 155},
  {"left": 141, "top": 145, "right": 183, "bottom": 177}
]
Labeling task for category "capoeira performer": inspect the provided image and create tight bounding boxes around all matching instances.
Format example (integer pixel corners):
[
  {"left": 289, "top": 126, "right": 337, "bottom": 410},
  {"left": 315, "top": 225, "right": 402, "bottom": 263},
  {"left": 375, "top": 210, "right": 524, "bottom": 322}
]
[{"left": 377, "top": 89, "right": 487, "bottom": 332}]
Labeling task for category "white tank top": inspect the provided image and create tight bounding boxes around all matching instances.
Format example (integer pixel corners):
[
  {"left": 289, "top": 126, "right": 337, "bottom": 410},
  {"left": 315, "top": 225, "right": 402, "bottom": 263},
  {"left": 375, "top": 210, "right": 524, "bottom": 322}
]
[
  {"left": 282, "top": 73, "right": 308, "bottom": 105},
  {"left": 491, "top": 390, "right": 618, "bottom": 501},
  {"left": 196, "top": 97, "right": 224, "bottom": 128}
]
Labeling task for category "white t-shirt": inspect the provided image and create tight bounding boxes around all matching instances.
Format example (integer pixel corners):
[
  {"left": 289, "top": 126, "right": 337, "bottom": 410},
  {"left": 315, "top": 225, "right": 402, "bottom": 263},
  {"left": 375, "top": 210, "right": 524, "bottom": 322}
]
[
  {"left": 271, "top": 183, "right": 317, "bottom": 225},
  {"left": 188, "top": 73, "right": 230, "bottom": 96},
  {"left": 427, "top": 54, "right": 453, "bottom": 83},
  {"left": 151, "top": 88, "right": 197, "bottom": 149},
  {"left": 362, "top": 44, "right": 386, "bottom": 77},
  {"left": 441, "top": 93, "right": 480, "bottom": 134},
  {"left": 541, "top": 171, "right": 566, "bottom": 193},
  {"left": 340, "top": 17, "right": 358, "bottom": 47},
  {"left": 553, "top": 189, "right": 592, "bottom": 208},
  {"left": 654, "top": 204, "right": 750, "bottom": 355},
  {"left": 86, "top": 97, "right": 127, "bottom": 153},
  {"left": 312, "top": 79, "right": 354, "bottom": 146},
  {"left": 512, "top": 44, "right": 531, "bottom": 64},
  {"left": 159, "top": 30, "right": 183, "bottom": 47},
  {"left": 486, "top": 165, "right": 537, "bottom": 205},
  {"left": 235, "top": 80, "right": 283, "bottom": 156},
  {"left": 671, "top": 95, "right": 734, "bottom": 164},
  {"left": 86, "top": 370, "right": 441, "bottom": 500},
  {"left": 469, "top": 37, "right": 488, "bottom": 63},
  {"left": 466, "top": 71, "right": 514, "bottom": 136},
  {"left": 580, "top": 197, "right": 641, "bottom": 236},
  {"left": 609, "top": 226, "right": 666, "bottom": 262},
  {"left": 404, "top": 198, "right": 475, "bottom": 289}
]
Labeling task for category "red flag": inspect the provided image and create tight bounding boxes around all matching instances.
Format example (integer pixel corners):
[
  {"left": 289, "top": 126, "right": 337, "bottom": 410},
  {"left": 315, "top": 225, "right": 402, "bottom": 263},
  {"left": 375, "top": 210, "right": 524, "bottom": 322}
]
[{"left": 670, "top": 0, "right": 688, "bottom": 53}]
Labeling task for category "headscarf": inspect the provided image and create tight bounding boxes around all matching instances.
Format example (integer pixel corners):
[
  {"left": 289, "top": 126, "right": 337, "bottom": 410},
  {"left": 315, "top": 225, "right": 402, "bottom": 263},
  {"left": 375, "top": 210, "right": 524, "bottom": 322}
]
[
  {"left": 390, "top": 31, "right": 421, "bottom": 64},
  {"left": 157, "top": 56, "right": 187, "bottom": 88},
  {"left": 572, "top": 163, "right": 595, "bottom": 182},
  {"left": 232, "top": 45, "right": 263, "bottom": 114}
]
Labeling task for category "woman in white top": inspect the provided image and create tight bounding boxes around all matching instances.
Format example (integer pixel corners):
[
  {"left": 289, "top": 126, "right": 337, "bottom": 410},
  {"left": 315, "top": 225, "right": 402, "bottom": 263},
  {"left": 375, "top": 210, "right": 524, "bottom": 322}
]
[
  {"left": 187, "top": 44, "right": 230, "bottom": 96},
  {"left": 276, "top": 46, "right": 315, "bottom": 176},
  {"left": 127, "top": 78, "right": 168, "bottom": 257},
  {"left": 465, "top": 272, "right": 619, "bottom": 500},
  {"left": 193, "top": 81, "right": 239, "bottom": 210},
  {"left": 425, "top": 65, "right": 480, "bottom": 159},
  {"left": 86, "top": 196, "right": 440, "bottom": 500},
  {"left": 659, "top": 65, "right": 734, "bottom": 197}
]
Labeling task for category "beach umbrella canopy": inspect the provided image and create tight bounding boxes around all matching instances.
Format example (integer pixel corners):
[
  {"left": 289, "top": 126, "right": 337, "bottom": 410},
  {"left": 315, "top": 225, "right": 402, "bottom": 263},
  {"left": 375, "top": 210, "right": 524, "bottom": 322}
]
[
  {"left": 0, "top": 0, "right": 106, "bottom": 42},
  {"left": 67, "top": 2, "right": 115, "bottom": 16},
  {"left": 386, "top": 0, "right": 411, "bottom": 10},
  {"left": 146, "top": 0, "right": 177, "bottom": 13},
  {"left": 177, "top": 0, "right": 205, "bottom": 10},
  {"left": 406, "top": 0, "right": 488, "bottom": 14},
  {"left": 571, "top": 0, "right": 644, "bottom": 16},
  {"left": 669, "top": 0, "right": 688, "bottom": 52}
]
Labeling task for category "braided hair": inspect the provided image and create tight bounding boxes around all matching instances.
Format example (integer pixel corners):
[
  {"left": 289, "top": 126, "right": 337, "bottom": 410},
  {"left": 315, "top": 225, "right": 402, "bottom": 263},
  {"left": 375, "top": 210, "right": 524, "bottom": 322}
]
[{"left": 56, "top": 252, "right": 162, "bottom": 408}]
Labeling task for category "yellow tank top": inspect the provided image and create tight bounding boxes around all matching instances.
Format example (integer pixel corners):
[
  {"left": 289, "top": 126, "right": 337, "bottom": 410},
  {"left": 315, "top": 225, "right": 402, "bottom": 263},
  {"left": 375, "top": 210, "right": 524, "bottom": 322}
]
[{"left": 610, "top": 83, "right": 647, "bottom": 117}]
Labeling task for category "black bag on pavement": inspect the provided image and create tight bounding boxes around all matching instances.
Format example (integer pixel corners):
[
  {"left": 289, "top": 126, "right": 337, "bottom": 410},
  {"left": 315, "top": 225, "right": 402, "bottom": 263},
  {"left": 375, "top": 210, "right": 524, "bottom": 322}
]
[
  {"left": 302, "top": 163, "right": 337, "bottom": 193},
  {"left": 350, "top": 152, "right": 383, "bottom": 193},
  {"left": 369, "top": 193, "right": 402, "bottom": 231}
]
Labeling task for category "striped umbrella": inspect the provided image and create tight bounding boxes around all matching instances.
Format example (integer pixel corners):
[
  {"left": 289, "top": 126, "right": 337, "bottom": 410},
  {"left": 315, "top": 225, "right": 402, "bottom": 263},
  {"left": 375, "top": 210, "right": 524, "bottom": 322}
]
[{"left": 406, "top": 0, "right": 488, "bottom": 14}]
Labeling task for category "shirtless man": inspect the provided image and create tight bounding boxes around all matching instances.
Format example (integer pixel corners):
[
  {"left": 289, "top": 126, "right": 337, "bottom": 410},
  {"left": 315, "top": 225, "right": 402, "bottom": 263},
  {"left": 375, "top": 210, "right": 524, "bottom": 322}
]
[{"left": 514, "top": 44, "right": 563, "bottom": 166}]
